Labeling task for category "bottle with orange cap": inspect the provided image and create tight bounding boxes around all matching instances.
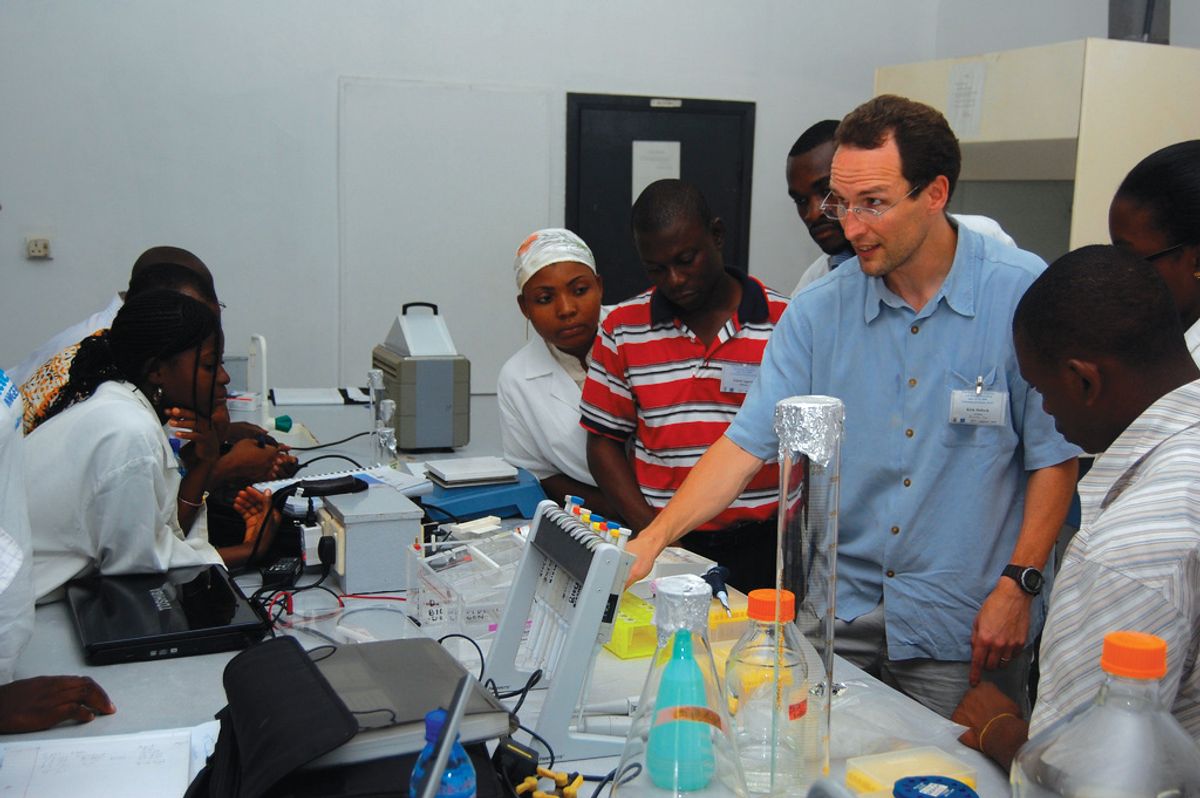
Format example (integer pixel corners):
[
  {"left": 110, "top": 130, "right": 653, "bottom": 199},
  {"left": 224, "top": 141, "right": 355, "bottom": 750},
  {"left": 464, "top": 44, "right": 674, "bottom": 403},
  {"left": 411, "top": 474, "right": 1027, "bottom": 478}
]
[
  {"left": 1012, "top": 630, "right": 1200, "bottom": 796},
  {"left": 724, "top": 588, "right": 815, "bottom": 796}
]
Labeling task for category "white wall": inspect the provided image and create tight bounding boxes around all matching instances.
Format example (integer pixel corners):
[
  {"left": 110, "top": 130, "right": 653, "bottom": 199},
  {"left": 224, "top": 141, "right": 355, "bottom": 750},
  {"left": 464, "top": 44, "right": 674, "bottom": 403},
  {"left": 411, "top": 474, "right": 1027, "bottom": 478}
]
[
  {"left": 0, "top": 1, "right": 1135, "bottom": 388},
  {"left": 932, "top": 0, "right": 1108, "bottom": 59}
]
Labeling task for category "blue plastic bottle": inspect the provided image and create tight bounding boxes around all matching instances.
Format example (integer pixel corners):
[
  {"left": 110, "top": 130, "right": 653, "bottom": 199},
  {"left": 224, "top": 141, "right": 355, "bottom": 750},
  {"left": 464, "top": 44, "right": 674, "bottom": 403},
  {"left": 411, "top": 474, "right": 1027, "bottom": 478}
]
[
  {"left": 409, "top": 708, "right": 477, "bottom": 798},
  {"left": 646, "top": 630, "right": 715, "bottom": 791}
]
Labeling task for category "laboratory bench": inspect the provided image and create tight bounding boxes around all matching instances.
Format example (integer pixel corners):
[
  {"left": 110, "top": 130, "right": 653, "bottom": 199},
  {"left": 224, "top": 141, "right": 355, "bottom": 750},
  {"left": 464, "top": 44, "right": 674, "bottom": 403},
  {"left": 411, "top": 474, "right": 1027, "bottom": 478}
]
[{"left": 4, "top": 398, "right": 1012, "bottom": 796}]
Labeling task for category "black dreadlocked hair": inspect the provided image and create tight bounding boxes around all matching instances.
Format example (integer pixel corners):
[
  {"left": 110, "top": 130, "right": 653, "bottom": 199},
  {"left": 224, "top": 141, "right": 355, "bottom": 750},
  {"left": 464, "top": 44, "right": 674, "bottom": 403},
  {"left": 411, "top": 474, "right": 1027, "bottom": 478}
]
[{"left": 43, "top": 289, "right": 220, "bottom": 424}]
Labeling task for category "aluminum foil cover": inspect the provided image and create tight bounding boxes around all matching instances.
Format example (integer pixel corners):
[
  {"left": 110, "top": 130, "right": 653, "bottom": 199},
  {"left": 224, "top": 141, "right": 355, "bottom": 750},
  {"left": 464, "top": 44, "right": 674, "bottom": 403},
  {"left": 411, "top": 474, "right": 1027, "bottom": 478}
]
[
  {"left": 652, "top": 573, "right": 712, "bottom": 638},
  {"left": 774, "top": 395, "right": 845, "bottom": 467}
]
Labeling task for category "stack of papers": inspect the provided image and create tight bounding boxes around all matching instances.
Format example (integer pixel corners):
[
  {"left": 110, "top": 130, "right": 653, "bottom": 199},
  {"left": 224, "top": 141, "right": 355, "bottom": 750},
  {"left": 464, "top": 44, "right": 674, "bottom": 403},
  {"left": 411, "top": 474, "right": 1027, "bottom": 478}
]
[{"left": 0, "top": 721, "right": 219, "bottom": 797}]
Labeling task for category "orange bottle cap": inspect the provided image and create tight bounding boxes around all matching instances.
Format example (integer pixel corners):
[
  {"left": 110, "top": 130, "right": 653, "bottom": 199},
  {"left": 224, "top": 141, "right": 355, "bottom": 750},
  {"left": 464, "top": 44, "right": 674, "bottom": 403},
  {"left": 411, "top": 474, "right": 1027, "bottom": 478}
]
[
  {"left": 1100, "top": 631, "right": 1167, "bottom": 680},
  {"left": 746, "top": 588, "right": 795, "bottom": 622}
]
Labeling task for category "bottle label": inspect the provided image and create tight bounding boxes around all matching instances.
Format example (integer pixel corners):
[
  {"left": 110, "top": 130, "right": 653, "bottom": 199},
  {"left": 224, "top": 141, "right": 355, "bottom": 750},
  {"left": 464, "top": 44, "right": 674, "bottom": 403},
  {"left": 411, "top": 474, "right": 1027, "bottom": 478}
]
[
  {"left": 654, "top": 705, "right": 725, "bottom": 731},
  {"left": 788, "top": 697, "right": 808, "bottom": 720}
]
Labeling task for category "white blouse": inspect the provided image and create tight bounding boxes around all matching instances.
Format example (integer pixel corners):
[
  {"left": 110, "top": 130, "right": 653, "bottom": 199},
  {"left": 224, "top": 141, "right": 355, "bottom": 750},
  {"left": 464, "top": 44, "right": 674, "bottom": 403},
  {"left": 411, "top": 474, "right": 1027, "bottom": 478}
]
[
  {"left": 25, "top": 380, "right": 222, "bottom": 601},
  {"left": 497, "top": 336, "right": 595, "bottom": 487}
]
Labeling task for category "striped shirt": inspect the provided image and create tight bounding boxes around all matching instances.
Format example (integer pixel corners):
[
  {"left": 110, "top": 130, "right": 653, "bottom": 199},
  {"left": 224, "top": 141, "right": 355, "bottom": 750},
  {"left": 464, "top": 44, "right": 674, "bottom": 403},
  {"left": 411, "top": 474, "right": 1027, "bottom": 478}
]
[
  {"left": 1031, "top": 378, "right": 1200, "bottom": 740},
  {"left": 580, "top": 270, "right": 788, "bottom": 530}
]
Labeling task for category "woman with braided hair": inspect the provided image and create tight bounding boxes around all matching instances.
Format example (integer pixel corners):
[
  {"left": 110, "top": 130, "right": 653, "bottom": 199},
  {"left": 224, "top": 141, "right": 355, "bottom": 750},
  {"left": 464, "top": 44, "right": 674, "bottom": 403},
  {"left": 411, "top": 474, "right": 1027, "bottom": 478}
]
[{"left": 25, "top": 289, "right": 273, "bottom": 601}]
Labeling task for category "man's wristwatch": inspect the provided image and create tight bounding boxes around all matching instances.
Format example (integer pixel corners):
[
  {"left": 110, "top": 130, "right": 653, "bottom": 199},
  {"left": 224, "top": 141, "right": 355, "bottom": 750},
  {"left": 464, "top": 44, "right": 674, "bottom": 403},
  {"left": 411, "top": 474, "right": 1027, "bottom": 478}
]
[{"left": 1002, "top": 564, "right": 1044, "bottom": 596}]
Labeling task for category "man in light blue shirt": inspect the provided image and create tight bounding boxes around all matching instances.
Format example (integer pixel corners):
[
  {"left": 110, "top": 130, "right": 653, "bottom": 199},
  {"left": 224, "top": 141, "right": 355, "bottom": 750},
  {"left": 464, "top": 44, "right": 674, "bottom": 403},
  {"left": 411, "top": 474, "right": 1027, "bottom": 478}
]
[{"left": 626, "top": 95, "right": 1079, "bottom": 717}]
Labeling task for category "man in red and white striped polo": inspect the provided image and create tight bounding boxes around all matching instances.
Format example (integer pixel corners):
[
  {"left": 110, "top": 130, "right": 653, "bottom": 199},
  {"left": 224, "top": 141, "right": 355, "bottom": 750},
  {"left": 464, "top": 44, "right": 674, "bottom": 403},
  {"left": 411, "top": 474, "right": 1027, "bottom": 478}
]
[{"left": 580, "top": 179, "right": 789, "bottom": 591}]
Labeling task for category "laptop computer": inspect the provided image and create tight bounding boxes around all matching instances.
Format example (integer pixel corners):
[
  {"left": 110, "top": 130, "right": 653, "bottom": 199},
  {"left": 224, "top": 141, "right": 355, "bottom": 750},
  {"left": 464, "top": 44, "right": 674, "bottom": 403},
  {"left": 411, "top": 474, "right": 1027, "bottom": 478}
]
[{"left": 65, "top": 564, "right": 269, "bottom": 665}]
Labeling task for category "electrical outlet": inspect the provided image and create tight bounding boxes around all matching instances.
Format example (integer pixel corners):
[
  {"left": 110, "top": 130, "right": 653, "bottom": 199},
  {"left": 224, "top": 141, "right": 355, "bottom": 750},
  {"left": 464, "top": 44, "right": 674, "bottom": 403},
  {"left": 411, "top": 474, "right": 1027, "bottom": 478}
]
[{"left": 25, "top": 237, "right": 51, "bottom": 260}]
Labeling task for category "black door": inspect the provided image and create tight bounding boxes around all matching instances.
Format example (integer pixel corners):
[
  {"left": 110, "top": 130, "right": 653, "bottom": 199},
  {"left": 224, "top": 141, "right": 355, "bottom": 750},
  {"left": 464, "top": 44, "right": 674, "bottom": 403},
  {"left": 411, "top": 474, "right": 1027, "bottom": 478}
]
[{"left": 566, "top": 93, "right": 756, "bottom": 305}]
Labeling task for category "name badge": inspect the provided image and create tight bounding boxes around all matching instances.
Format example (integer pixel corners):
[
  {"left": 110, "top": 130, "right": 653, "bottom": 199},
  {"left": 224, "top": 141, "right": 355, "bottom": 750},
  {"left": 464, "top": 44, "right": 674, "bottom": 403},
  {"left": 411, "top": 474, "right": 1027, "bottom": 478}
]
[
  {"left": 720, "top": 363, "right": 758, "bottom": 394},
  {"left": 949, "top": 389, "right": 1007, "bottom": 426}
]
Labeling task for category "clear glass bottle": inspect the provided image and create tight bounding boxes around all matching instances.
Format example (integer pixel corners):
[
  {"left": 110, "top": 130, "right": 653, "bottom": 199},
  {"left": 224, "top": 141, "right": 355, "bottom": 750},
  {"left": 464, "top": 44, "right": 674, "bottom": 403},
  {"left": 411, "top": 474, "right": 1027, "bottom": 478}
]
[
  {"left": 1012, "top": 630, "right": 1200, "bottom": 797},
  {"left": 725, "top": 588, "right": 813, "bottom": 796},
  {"left": 613, "top": 573, "right": 749, "bottom": 797},
  {"left": 409, "top": 708, "right": 477, "bottom": 798}
]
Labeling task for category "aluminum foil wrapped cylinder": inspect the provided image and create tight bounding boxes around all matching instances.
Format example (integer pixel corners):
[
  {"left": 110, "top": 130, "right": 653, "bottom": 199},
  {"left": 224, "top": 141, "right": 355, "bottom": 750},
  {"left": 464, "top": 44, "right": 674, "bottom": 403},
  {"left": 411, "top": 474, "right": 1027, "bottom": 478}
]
[{"left": 773, "top": 395, "right": 844, "bottom": 786}]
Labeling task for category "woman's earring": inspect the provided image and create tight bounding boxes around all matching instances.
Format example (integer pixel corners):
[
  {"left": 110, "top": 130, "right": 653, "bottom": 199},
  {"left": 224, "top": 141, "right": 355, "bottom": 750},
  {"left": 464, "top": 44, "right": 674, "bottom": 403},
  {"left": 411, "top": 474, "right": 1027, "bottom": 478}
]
[{"left": 151, "top": 386, "right": 164, "bottom": 407}]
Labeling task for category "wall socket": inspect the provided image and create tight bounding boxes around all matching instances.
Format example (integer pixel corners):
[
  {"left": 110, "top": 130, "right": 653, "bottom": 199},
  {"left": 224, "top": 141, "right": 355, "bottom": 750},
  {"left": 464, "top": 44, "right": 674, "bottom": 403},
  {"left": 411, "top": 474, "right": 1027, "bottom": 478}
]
[{"left": 25, "top": 237, "right": 52, "bottom": 260}]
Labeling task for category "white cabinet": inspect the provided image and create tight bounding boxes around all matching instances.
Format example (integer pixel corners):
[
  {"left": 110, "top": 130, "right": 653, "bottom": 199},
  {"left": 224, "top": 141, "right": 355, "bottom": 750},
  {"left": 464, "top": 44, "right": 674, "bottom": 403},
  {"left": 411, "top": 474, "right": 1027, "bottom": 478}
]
[{"left": 876, "top": 38, "right": 1200, "bottom": 251}]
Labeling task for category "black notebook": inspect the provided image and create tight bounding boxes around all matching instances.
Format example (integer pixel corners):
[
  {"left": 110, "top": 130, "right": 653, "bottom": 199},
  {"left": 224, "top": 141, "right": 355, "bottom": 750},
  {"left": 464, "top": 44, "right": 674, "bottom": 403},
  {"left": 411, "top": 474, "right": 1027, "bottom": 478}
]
[
  {"left": 303, "top": 637, "right": 516, "bottom": 769},
  {"left": 66, "top": 565, "right": 269, "bottom": 665}
]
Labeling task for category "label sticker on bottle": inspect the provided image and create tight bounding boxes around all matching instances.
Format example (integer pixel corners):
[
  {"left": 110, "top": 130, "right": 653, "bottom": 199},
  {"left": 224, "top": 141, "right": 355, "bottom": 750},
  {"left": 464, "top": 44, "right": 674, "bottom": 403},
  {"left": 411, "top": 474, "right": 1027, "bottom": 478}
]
[
  {"left": 788, "top": 698, "right": 808, "bottom": 721},
  {"left": 654, "top": 705, "right": 726, "bottom": 730}
]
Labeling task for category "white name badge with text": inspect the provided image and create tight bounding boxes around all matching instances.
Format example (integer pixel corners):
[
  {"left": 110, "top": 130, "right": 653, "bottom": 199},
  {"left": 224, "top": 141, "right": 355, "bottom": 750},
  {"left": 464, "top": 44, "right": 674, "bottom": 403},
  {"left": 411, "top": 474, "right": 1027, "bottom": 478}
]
[
  {"left": 720, "top": 363, "right": 758, "bottom": 394},
  {"left": 949, "top": 389, "right": 1007, "bottom": 426}
]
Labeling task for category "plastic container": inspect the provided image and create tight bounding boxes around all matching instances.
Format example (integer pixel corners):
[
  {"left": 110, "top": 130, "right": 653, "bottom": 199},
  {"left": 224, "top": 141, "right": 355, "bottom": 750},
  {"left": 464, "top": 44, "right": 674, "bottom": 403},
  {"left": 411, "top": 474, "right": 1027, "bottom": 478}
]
[
  {"left": 608, "top": 587, "right": 750, "bottom": 660},
  {"left": 844, "top": 747, "right": 977, "bottom": 796},
  {"left": 892, "top": 776, "right": 977, "bottom": 798},
  {"left": 1012, "top": 630, "right": 1200, "bottom": 796},
  {"left": 409, "top": 708, "right": 477, "bottom": 798},
  {"left": 407, "top": 533, "right": 524, "bottom": 637},
  {"left": 725, "top": 589, "right": 813, "bottom": 795}
]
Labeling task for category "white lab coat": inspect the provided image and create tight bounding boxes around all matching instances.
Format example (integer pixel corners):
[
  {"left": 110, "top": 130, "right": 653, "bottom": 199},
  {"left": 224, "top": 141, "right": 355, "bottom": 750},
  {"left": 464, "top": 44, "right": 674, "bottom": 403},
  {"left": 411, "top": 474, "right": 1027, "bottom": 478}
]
[
  {"left": 0, "top": 369, "right": 34, "bottom": 682},
  {"left": 1187, "top": 318, "right": 1200, "bottom": 369},
  {"left": 497, "top": 336, "right": 595, "bottom": 487},
  {"left": 25, "top": 380, "right": 222, "bottom": 602},
  {"left": 5, "top": 293, "right": 122, "bottom": 385}
]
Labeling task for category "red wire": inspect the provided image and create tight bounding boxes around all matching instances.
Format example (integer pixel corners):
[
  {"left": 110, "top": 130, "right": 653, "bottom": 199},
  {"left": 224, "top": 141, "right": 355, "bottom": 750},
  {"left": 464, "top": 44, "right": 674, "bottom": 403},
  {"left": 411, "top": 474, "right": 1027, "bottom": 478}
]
[{"left": 341, "top": 593, "right": 406, "bottom": 602}]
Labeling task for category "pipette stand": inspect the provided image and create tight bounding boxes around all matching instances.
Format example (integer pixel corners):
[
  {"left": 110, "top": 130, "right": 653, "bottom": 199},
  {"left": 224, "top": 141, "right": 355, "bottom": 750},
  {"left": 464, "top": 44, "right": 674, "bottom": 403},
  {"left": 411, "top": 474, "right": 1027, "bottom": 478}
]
[{"left": 486, "top": 499, "right": 633, "bottom": 760}]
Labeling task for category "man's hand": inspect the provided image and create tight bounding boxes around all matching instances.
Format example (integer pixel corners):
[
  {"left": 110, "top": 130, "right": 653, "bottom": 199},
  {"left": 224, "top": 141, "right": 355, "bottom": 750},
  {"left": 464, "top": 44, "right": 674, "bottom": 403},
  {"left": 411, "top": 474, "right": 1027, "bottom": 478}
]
[
  {"left": 624, "top": 532, "right": 663, "bottom": 588},
  {"left": 969, "top": 577, "right": 1032, "bottom": 685},
  {"left": 0, "top": 676, "right": 115, "bottom": 734},
  {"left": 951, "top": 681, "right": 1020, "bottom": 750}
]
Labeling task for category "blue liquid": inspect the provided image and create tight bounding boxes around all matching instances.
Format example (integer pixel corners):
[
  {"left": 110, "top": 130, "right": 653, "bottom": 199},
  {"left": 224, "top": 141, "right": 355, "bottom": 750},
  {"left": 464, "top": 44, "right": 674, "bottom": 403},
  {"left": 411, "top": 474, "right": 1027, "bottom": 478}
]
[{"left": 646, "top": 631, "right": 715, "bottom": 791}]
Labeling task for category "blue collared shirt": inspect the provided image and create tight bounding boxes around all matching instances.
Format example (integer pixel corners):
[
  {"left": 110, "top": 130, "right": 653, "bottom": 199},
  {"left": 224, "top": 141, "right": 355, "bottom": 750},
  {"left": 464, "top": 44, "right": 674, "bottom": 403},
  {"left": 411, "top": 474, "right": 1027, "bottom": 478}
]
[{"left": 727, "top": 226, "right": 1080, "bottom": 661}]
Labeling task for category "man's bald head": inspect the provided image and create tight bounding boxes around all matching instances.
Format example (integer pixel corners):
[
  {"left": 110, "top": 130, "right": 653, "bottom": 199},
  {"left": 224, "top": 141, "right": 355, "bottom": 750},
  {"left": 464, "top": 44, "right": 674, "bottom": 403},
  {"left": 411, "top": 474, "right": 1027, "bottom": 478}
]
[{"left": 129, "top": 246, "right": 213, "bottom": 293}]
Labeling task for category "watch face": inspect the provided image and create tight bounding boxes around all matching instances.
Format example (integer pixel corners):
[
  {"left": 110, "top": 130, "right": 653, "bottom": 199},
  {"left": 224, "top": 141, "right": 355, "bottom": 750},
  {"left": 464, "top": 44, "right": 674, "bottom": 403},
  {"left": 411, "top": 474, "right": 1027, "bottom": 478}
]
[{"left": 1022, "top": 569, "right": 1044, "bottom": 594}]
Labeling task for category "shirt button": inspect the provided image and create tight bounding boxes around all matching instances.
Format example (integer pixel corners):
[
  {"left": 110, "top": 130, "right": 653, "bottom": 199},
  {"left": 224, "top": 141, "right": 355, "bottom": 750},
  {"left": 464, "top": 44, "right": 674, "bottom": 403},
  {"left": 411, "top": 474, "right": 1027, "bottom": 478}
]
[
  {"left": 903, "top": 478, "right": 912, "bottom": 487},
  {"left": 908, "top": 378, "right": 917, "bottom": 388},
  {"left": 886, "top": 569, "right": 896, "bottom": 578},
  {"left": 905, "top": 428, "right": 914, "bottom": 438},
  {"left": 891, "top": 526, "right": 900, "bottom": 535},
  {"left": 910, "top": 325, "right": 919, "bottom": 335}
]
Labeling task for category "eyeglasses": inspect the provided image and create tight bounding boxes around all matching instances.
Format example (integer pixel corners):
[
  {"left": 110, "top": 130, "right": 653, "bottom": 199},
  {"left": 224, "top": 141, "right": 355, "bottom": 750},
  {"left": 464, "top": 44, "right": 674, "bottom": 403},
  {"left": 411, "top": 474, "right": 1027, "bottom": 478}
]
[
  {"left": 819, "top": 184, "right": 925, "bottom": 222},
  {"left": 1143, "top": 242, "right": 1187, "bottom": 262}
]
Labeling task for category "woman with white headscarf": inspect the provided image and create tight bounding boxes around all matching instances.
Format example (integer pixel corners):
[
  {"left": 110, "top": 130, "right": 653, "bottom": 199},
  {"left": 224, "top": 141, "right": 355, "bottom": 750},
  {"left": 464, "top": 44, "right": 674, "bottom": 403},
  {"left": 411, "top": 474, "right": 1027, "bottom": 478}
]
[{"left": 498, "top": 228, "right": 613, "bottom": 514}]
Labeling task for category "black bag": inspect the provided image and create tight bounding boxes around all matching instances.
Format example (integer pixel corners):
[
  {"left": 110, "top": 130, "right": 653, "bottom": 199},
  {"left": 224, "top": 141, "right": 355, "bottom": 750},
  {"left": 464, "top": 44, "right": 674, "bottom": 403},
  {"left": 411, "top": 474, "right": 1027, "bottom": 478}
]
[
  {"left": 185, "top": 636, "right": 505, "bottom": 798},
  {"left": 185, "top": 636, "right": 358, "bottom": 798}
]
